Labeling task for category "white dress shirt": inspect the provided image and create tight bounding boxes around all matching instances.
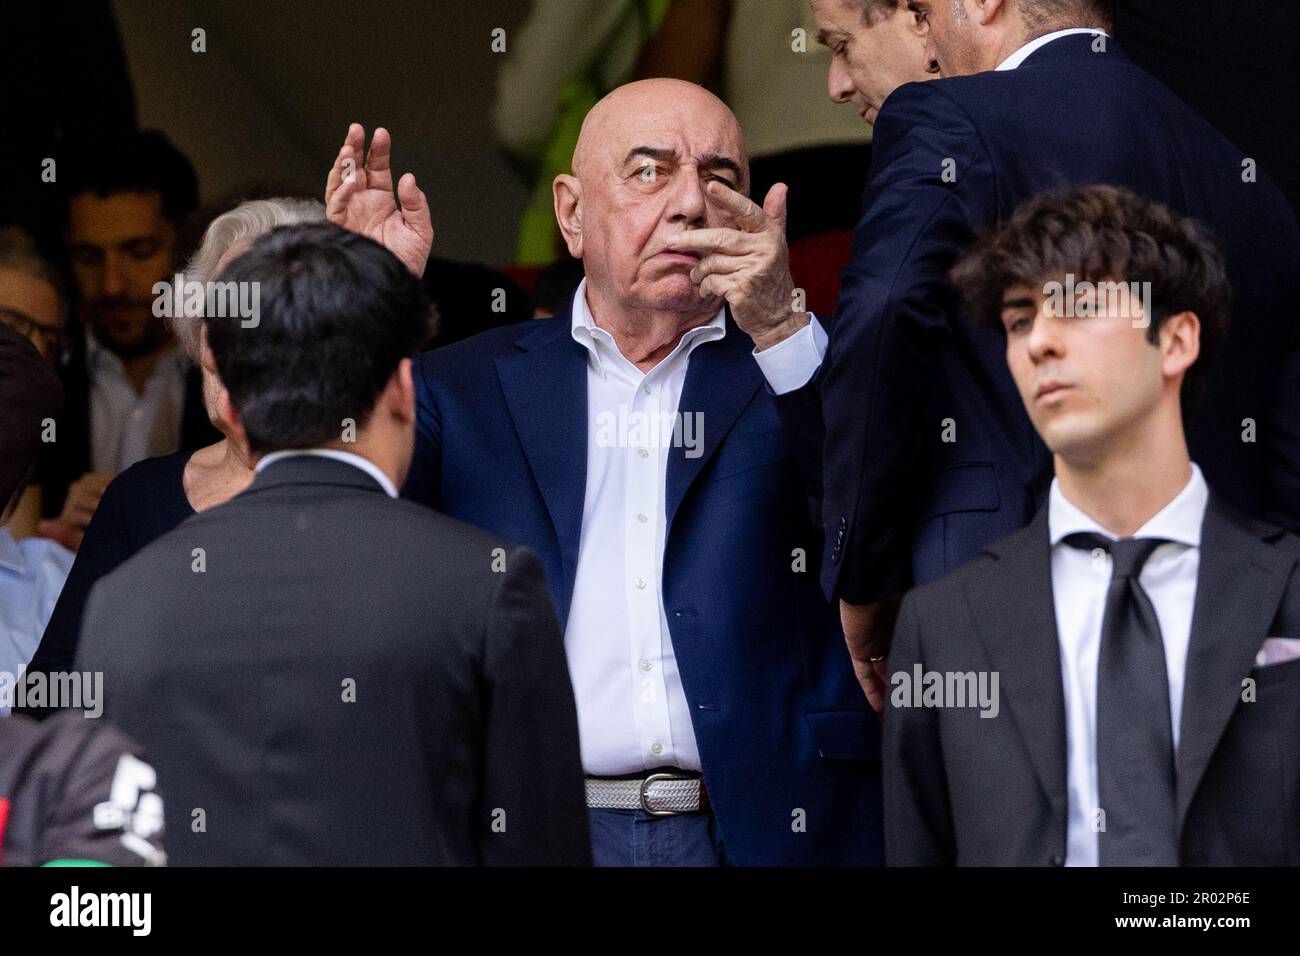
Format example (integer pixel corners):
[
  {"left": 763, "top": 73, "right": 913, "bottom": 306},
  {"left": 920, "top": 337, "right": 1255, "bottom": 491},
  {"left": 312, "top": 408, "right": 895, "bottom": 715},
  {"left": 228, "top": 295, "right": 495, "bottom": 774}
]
[
  {"left": 1049, "top": 464, "right": 1207, "bottom": 866},
  {"left": 256, "top": 448, "right": 399, "bottom": 498},
  {"left": 87, "top": 331, "right": 191, "bottom": 474},
  {"left": 566, "top": 279, "right": 824, "bottom": 774},
  {"left": 995, "top": 27, "right": 1110, "bottom": 71}
]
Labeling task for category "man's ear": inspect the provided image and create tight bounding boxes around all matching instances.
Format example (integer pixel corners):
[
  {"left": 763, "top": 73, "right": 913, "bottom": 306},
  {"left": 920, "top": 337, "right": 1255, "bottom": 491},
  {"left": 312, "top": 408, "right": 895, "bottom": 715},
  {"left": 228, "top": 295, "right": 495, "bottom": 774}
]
[
  {"left": 974, "top": 0, "right": 1007, "bottom": 27},
  {"left": 1159, "top": 309, "right": 1201, "bottom": 385},
  {"left": 392, "top": 357, "right": 415, "bottom": 425},
  {"left": 218, "top": 387, "right": 249, "bottom": 450},
  {"left": 553, "top": 173, "right": 584, "bottom": 259}
]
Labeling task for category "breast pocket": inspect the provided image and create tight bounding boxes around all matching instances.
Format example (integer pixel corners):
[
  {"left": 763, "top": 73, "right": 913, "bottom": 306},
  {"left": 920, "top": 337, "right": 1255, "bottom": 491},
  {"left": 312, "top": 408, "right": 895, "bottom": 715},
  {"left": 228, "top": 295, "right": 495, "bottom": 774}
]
[{"left": 711, "top": 426, "right": 792, "bottom": 481}]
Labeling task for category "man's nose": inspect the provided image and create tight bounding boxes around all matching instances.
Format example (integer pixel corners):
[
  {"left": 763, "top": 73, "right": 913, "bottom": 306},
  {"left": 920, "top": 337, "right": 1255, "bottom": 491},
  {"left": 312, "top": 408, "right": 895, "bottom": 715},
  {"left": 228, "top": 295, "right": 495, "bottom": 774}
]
[
  {"left": 667, "top": 170, "right": 707, "bottom": 225},
  {"left": 828, "top": 59, "right": 855, "bottom": 104},
  {"left": 101, "top": 252, "right": 127, "bottom": 299},
  {"left": 924, "top": 36, "right": 941, "bottom": 75},
  {"left": 1026, "top": 310, "right": 1062, "bottom": 362}
]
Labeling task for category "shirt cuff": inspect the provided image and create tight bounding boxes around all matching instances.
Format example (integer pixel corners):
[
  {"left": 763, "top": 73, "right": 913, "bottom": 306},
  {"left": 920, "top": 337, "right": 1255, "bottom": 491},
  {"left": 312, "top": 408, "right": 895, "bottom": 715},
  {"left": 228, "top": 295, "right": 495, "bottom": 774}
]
[{"left": 751, "top": 314, "right": 827, "bottom": 395}]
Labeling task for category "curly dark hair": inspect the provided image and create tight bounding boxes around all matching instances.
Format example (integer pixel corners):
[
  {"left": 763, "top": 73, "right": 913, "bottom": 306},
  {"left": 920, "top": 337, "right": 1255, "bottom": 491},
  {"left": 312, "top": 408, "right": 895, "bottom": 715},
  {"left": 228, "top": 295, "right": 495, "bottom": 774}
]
[{"left": 950, "top": 184, "right": 1230, "bottom": 407}]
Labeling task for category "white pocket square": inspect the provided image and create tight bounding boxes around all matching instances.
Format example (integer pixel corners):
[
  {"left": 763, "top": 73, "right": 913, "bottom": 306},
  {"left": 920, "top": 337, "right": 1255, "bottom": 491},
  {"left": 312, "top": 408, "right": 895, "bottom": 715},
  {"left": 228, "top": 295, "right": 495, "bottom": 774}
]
[{"left": 1256, "top": 637, "right": 1300, "bottom": 667}]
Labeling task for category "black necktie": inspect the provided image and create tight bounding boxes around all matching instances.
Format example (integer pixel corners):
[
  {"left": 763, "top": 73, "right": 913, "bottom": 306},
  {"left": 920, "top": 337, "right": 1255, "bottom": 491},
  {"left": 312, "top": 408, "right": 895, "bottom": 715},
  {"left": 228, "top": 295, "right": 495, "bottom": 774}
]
[{"left": 1063, "top": 533, "right": 1179, "bottom": 866}]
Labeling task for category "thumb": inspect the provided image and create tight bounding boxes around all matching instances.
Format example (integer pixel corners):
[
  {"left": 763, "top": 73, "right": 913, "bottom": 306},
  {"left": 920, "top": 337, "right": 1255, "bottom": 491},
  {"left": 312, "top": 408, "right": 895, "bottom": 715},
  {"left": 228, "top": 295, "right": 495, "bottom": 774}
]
[
  {"left": 762, "top": 182, "right": 789, "bottom": 235},
  {"left": 397, "top": 172, "right": 435, "bottom": 241}
]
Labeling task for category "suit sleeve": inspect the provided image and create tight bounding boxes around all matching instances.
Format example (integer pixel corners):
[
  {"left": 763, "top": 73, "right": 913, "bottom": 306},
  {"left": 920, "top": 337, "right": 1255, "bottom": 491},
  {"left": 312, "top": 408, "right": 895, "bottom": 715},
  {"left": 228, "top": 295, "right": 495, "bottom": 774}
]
[
  {"left": 820, "top": 83, "right": 997, "bottom": 603},
  {"left": 401, "top": 354, "right": 444, "bottom": 509},
  {"left": 476, "top": 546, "right": 590, "bottom": 865},
  {"left": 884, "top": 592, "right": 955, "bottom": 865}
]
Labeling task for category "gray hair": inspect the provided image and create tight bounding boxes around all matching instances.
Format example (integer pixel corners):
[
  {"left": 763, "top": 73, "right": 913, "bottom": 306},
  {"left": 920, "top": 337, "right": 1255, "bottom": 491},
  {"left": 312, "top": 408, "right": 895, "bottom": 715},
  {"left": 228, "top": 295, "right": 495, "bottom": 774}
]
[
  {"left": 0, "top": 225, "right": 69, "bottom": 322},
  {"left": 173, "top": 197, "right": 325, "bottom": 359}
]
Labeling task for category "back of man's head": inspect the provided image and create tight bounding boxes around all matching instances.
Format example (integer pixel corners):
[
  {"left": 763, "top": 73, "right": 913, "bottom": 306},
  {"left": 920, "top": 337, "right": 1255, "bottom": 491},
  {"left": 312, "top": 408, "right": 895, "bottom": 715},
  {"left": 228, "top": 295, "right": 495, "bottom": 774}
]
[
  {"left": 1018, "top": 0, "right": 1113, "bottom": 33},
  {"left": 0, "top": 325, "right": 63, "bottom": 511},
  {"left": 62, "top": 129, "right": 199, "bottom": 225},
  {"left": 203, "top": 222, "right": 431, "bottom": 456}
]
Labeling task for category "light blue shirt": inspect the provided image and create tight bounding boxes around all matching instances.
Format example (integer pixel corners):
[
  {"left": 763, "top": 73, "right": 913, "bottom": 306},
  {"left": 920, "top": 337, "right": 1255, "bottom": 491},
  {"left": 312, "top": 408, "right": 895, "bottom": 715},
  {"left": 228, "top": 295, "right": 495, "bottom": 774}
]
[{"left": 0, "top": 527, "right": 74, "bottom": 713}]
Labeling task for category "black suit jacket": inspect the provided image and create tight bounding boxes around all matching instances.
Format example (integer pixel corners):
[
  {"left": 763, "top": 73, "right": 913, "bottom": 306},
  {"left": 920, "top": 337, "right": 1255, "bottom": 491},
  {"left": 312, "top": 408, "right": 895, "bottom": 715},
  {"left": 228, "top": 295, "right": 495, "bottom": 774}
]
[
  {"left": 76, "top": 454, "right": 590, "bottom": 866},
  {"left": 37, "top": 331, "right": 217, "bottom": 518},
  {"left": 884, "top": 494, "right": 1300, "bottom": 865},
  {"left": 819, "top": 35, "right": 1300, "bottom": 604}
]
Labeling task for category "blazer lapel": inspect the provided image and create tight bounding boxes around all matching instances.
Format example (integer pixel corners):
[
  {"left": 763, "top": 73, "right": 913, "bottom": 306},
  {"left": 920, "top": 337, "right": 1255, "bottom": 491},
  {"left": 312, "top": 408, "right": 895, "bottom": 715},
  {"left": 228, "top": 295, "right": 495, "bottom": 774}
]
[
  {"left": 1176, "top": 495, "right": 1296, "bottom": 831},
  {"left": 494, "top": 312, "right": 589, "bottom": 621},
  {"left": 966, "top": 507, "right": 1068, "bottom": 806},
  {"left": 664, "top": 315, "right": 763, "bottom": 538}
]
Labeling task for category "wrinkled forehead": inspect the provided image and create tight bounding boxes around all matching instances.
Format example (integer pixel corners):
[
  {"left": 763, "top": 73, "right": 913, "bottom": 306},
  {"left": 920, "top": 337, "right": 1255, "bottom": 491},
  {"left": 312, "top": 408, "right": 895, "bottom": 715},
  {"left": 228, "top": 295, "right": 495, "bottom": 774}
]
[{"left": 590, "top": 98, "right": 747, "bottom": 184}]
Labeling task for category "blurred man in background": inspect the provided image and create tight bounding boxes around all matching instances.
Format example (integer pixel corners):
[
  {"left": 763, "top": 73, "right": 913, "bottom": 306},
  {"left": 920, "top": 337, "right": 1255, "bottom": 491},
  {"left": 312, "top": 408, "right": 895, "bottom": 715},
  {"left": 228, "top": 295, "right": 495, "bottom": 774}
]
[{"left": 38, "top": 130, "right": 217, "bottom": 549}]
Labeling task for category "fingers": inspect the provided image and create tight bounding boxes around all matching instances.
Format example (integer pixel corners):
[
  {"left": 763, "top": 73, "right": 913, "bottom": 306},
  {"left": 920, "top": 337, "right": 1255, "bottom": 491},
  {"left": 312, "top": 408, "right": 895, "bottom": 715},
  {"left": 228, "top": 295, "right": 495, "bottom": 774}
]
[
  {"left": 669, "top": 228, "right": 748, "bottom": 257},
  {"left": 762, "top": 182, "right": 789, "bottom": 236},
  {"left": 364, "top": 126, "right": 395, "bottom": 193},
  {"left": 696, "top": 272, "right": 732, "bottom": 300},
  {"left": 326, "top": 161, "right": 359, "bottom": 223},
  {"left": 397, "top": 172, "right": 435, "bottom": 243},
  {"left": 705, "top": 179, "right": 767, "bottom": 231},
  {"left": 37, "top": 519, "right": 83, "bottom": 552},
  {"left": 689, "top": 252, "right": 746, "bottom": 284},
  {"left": 325, "top": 124, "right": 366, "bottom": 204}
]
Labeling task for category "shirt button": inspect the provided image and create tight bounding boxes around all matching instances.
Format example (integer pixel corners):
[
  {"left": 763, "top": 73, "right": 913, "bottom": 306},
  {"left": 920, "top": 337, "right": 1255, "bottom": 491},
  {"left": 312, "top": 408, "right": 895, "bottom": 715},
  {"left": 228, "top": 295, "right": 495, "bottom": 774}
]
[
  {"left": 650, "top": 740, "right": 663, "bottom": 755},
  {"left": 640, "top": 659, "right": 652, "bottom": 672},
  {"left": 638, "top": 448, "right": 650, "bottom": 459},
  {"left": 635, "top": 578, "right": 647, "bottom": 589},
  {"left": 637, "top": 513, "right": 648, "bottom": 523},
  {"left": 643, "top": 384, "right": 652, "bottom": 395}
]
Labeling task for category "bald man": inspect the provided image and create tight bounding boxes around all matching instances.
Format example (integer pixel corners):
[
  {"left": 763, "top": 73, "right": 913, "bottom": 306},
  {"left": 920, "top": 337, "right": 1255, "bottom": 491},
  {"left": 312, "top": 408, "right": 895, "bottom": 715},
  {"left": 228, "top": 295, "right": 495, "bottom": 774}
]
[{"left": 326, "top": 79, "right": 882, "bottom": 866}]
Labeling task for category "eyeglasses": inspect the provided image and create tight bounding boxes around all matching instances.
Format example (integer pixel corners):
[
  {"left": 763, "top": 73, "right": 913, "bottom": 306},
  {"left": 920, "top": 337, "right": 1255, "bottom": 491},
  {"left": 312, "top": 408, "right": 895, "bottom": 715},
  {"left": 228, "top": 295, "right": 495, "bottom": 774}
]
[{"left": 0, "top": 307, "right": 67, "bottom": 364}]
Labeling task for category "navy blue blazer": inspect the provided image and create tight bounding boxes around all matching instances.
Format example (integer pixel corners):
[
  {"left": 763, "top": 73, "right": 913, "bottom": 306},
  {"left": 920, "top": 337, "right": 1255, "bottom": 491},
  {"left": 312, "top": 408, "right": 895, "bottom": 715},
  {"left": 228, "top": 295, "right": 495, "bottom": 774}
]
[
  {"left": 404, "top": 302, "right": 883, "bottom": 866},
  {"left": 818, "top": 34, "right": 1300, "bottom": 605}
]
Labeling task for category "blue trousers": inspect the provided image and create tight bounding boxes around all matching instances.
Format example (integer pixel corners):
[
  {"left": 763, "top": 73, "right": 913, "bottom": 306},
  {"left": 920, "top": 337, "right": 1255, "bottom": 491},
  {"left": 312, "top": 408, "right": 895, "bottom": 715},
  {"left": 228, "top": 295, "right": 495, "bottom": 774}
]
[{"left": 587, "top": 808, "right": 729, "bottom": 866}]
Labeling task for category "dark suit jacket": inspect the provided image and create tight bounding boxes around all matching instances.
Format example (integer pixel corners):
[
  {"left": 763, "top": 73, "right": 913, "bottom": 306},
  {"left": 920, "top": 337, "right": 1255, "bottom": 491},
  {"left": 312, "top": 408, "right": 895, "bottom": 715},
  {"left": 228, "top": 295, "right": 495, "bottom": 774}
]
[
  {"left": 818, "top": 34, "right": 1300, "bottom": 604},
  {"left": 76, "top": 454, "right": 590, "bottom": 866},
  {"left": 884, "top": 494, "right": 1300, "bottom": 866},
  {"left": 404, "top": 303, "right": 883, "bottom": 866},
  {"left": 37, "top": 329, "right": 217, "bottom": 518}
]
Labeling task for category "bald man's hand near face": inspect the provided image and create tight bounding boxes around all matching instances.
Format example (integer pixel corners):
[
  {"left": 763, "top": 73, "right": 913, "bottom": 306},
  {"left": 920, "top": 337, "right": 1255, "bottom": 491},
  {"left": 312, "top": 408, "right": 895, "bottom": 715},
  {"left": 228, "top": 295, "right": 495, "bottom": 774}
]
[
  {"left": 326, "top": 124, "right": 434, "bottom": 278},
  {"left": 673, "top": 181, "right": 810, "bottom": 351}
]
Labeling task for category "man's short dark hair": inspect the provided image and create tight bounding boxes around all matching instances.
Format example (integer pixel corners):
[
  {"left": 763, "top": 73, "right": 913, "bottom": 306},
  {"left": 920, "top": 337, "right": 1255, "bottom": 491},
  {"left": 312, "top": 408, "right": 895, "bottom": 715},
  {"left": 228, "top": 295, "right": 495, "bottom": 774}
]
[
  {"left": 204, "top": 223, "right": 432, "bottom": 456},
  {"left": 951, "top": 184, "right": 1230, "bottom": 407},
  {"left": 62, "top": 129, "right": 199, "bottom": 224}
]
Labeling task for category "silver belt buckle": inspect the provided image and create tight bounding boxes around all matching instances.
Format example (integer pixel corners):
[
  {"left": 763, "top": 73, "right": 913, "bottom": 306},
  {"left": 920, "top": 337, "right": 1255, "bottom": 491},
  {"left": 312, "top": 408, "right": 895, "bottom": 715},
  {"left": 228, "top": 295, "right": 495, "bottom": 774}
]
[{"left": 640, "top": 772, "right": 689, "bottom": 816}]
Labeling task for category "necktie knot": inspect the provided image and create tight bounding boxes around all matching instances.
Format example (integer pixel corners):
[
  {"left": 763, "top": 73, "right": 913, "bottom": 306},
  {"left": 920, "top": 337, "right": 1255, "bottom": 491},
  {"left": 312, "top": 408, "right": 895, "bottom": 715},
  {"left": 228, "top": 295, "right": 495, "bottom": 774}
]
[{"left": 1063, "top": 532, "right": 1168, "bottom": 579}]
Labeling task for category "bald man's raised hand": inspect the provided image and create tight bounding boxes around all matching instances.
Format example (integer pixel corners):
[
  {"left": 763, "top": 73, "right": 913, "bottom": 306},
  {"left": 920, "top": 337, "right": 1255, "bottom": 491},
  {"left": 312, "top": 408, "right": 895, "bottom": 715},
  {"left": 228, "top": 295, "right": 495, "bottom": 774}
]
[
  {"left": 672, "top": 181, "right": 810, "bottom": 351},
  {"left": 325, "top": 124, "right": 434, "bottom": 278}
]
